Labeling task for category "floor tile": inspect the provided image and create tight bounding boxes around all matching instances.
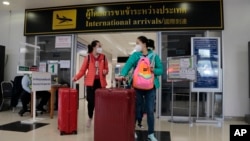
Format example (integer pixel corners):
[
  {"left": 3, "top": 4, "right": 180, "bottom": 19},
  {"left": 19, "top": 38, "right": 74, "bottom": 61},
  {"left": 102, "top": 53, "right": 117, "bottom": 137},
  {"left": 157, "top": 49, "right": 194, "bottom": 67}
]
[
  {"left": 136, "top": 130, "right": 171, "bottom": 141},
  {"left": 0, "top": 99, "right": 248, "bottom": 141}
]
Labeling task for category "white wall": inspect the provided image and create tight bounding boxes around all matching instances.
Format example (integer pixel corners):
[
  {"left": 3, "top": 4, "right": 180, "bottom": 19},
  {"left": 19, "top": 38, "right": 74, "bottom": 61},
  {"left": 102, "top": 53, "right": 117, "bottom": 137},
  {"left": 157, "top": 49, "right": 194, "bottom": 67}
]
[
  {"left": 223, "top": 0, "right": 250, "bottom": 117},
  {"left": 0, "top": 10, "right": 25, "bottom": 81},
  {"left": 0, "top": 11, "right": 9, "bottom": 48}
]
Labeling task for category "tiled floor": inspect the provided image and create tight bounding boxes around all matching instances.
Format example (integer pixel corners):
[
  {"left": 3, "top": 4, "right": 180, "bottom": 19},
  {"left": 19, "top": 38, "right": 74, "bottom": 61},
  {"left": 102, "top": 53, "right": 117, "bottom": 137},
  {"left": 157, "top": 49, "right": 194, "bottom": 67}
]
[{"left": 0, "top": 99, "right": 247, "bottom": 141}]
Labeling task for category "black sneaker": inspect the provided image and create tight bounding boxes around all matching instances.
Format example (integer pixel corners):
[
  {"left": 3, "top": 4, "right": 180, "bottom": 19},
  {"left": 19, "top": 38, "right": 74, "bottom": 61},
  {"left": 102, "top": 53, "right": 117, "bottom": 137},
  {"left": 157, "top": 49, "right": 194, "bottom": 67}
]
[
  {"left": 137, "top": 123, "right": 144, "bottom": 129},
  {"left": 36, "top": 106, "right": 46, "bottom": 112},
  {"left": 18, "top": 109, "right": 27, "bottom": 116}
]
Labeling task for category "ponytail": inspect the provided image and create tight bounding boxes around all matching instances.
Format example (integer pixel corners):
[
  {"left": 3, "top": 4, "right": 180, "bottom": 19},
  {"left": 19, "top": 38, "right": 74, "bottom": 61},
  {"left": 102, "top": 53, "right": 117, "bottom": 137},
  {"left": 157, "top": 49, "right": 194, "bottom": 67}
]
[
  {"left": 87, "top": 45, "right": 93, "bottom": 53},
  {"left": 147, "top": 39, "right": 155, "bottom": 50},
  {"left": 87, "top": 40, "right": 100, "bottom": 53}
]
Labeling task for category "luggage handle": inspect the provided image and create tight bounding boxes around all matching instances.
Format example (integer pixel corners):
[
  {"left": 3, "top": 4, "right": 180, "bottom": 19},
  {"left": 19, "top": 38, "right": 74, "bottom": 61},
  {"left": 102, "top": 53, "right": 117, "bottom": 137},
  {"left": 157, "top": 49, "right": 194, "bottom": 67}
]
[
  {"left": 109, "top": 78, "right": 132, "bottom": 100},
  {"left": 110, "top": 77, "right": 126, "bottom": 89}
]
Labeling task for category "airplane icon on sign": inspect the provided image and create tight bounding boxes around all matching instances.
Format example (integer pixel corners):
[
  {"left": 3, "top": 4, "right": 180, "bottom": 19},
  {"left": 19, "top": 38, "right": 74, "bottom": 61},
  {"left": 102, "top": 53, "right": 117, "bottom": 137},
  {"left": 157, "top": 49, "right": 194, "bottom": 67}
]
[{"left": 56, "top": 14, "right": 73, "bottom": 23}]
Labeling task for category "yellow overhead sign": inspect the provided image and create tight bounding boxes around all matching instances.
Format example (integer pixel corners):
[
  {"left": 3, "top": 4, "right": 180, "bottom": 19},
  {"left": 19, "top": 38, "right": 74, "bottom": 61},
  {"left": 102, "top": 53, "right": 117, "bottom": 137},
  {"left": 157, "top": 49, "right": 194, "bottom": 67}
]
[{"left": 52, "top": 9, "right": 77, "bottom": 30}]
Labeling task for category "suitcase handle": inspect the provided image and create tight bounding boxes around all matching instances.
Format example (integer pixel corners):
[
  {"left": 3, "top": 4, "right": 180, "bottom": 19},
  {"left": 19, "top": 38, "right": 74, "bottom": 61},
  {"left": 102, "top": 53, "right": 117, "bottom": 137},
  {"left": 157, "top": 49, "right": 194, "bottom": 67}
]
[{"left": 111, "top": 78, "right": 127, "bottom": 89}]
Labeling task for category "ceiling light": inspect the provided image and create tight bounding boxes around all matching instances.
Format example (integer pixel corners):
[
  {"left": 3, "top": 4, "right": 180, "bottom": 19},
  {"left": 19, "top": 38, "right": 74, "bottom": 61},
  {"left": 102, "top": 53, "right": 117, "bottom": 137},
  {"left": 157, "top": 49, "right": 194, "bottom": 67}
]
[
  {"left": 128, "top": 42, "right": 136, "bottom": 45},
  {"left": 2, "top": 1, "right": 10, "bottom": 5}
]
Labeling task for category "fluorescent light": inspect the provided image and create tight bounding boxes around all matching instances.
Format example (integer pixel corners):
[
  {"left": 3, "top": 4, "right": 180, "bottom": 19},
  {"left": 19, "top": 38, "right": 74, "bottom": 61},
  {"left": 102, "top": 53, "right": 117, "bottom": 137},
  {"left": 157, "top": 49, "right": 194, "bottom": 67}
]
[
  {"left": 121, "top": 32, "right": 144, "bottom": 35},
  {"left": 3, "top": 1, "right": 10, "bottom": 5},
  {"left": 128, "top": 42, "right": 136, "bottom": 45}
]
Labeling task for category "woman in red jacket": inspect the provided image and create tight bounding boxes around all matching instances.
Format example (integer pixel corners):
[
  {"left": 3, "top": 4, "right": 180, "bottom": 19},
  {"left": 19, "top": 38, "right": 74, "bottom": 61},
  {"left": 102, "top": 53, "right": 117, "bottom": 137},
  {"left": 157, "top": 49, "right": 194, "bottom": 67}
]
[{"left": 73, "top": 40, "right": 108, "bottom": 128}]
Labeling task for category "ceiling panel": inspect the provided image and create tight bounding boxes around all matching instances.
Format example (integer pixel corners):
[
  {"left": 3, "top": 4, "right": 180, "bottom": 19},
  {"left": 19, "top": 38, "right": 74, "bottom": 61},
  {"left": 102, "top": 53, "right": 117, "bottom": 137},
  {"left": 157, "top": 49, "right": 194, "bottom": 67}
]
[{"left": 78, "top": 32, "right": 157, "bottom": 57}]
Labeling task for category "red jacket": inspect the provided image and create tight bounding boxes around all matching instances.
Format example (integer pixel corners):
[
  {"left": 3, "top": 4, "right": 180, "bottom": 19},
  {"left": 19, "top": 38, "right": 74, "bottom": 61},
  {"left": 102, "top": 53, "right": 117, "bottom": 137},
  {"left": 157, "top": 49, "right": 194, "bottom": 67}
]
[{"left": 74, "top": 53, "right": 108, "bottom": 88}]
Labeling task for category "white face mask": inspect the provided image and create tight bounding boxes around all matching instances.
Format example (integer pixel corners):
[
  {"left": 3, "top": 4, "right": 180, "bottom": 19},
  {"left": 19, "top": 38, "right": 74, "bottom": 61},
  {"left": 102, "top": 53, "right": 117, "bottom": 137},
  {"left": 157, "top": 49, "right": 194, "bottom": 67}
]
[
  {"left": 134, "top": 44, "right": 142, "bottom": 52},
  {"left": 96, "top": 48, "right": 102, "bottom": 54}
]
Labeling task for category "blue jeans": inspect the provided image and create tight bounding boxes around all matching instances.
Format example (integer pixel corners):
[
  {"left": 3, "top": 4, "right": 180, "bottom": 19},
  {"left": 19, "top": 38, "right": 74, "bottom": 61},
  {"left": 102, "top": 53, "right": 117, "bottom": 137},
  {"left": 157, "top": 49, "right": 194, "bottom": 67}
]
[{"left": 135, "top": 88, "right": 156, "bottom": 134}]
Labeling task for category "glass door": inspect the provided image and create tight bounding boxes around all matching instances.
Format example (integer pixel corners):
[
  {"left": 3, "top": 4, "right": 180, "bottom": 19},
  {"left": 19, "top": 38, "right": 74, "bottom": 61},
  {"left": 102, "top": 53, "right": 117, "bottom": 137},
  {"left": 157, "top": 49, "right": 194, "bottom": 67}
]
[{"left": 159, "top": 32, "right": 205, "bottom": 118}]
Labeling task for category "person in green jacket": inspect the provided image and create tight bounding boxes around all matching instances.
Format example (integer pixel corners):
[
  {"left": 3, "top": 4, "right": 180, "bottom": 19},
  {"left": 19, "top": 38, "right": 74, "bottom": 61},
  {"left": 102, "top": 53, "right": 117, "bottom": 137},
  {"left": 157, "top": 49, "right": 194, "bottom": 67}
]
[
  {"left": 119, "top": 36, "right": 163, "bottom": 141},
  {"left": 136, "top": 38, "right": 155, "bottom": 129}
]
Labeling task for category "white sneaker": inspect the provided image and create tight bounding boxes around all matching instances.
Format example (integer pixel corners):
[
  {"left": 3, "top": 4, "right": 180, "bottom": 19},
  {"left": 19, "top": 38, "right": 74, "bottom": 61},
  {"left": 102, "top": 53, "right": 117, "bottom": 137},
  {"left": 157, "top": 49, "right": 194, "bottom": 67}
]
[
  {"left": 86, "top": 119, "right": 92, "bottom": 128},
  {"left": 148, "top": 133, "right": 158, "bottom": 141},
  {"left": 135, "top": 132, "right": 137, "bottom": 139}
]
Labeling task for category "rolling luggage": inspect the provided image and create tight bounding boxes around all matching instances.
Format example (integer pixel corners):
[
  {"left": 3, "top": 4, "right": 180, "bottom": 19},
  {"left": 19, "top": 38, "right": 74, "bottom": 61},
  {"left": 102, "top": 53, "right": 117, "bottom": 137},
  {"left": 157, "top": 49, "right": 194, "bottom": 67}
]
[
  {"left": 94, "top": 88, "right": 135, "bottom": 141},
  {"left": 58, "top": 88, "right": 78, "bottom": 135}
]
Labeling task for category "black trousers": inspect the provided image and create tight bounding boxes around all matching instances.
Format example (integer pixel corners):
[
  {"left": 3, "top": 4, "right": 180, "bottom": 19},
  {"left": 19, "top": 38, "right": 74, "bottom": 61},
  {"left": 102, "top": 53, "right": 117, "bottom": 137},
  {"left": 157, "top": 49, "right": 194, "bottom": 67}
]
[
  {"left": 86, "top": 79, "right": 101, "bottom": 119},
  {"left": 20, "top": 90, "right": 50, "bottom": 111}
]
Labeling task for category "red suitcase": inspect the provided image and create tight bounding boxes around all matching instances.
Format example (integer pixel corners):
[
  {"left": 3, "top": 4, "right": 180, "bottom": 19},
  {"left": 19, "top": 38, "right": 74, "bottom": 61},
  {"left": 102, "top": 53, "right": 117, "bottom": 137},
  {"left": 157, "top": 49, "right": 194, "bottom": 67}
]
[
  {"left": 94, "top": 88, "right": 135, "bottom": 141},
  {"left": 58, "top": 88, "right": 78, "bottom": 135}
]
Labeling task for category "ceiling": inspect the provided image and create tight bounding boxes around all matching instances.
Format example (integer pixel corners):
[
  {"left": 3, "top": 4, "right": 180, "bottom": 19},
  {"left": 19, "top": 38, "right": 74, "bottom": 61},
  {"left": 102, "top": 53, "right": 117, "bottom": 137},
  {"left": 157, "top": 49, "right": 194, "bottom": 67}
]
[
  {"left": 1, "top": 0, "right": 157, "bottom": 57},
  {"left": 0, "top": 0, "right": 143, "bottom": 11},
  {"left": 0, "top": 0, "right": 215, "bottom": 10},
  {"left": 78, "top": 32, "right": 157, "bottom": 57}
]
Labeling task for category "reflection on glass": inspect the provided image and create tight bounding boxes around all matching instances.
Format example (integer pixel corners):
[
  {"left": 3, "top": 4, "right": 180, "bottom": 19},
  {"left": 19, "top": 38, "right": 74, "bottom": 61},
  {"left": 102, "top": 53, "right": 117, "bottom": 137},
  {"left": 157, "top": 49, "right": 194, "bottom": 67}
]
[
  {"left": 197, "top": 60, "right": 218, "bottom": 77},
  {"left": 161, "top": 33, "right": 196, "bottom": 116},
  {"left": 37, "top": 36, "right": 72, "bottom": 85},
  {"left": 158, "top": 32, "right": 223, "bottom": 118},
  {"left": 198, "top": 49, "right": 210, "bottom": 58},
  {"left": 160, "top": 32, "right": 224, "bottom": 118},
  {"left": 19, "top": 44, "right": 40, "bottom": 67}
]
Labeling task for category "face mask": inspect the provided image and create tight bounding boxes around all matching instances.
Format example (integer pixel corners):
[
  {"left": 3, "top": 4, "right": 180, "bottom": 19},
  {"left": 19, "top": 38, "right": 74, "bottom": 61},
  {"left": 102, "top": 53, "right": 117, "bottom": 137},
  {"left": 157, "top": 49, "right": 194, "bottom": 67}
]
[
  {"left": 96, "top": 47, "right": 102, "bottom": 54},
  {"left": 134, "top": 44, "right": 142, "bottom": 52}
]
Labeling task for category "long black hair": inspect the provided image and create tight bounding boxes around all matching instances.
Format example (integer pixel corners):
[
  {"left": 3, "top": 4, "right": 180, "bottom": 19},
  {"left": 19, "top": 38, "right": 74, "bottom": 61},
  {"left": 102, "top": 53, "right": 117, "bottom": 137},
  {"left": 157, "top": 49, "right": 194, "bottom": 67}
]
[
  {"left": 137, "top": 36, "right": 154, "bottom": 50},
  {"left": 88, "top": 40, "right": 100, "bottom": 53},
  {"left": 147, "top": 39, "right": 155, "bottom": 50},
  {"left": 137, "top": 36, "right": 148, "bottom": 45}
]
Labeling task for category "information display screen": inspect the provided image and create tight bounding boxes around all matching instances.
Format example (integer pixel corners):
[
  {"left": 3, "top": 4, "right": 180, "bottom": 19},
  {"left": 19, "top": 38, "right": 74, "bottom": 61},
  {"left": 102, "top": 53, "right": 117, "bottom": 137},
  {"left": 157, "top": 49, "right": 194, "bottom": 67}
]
[{"left": 191, "top": 37, "right": 221, "bottom": 92}]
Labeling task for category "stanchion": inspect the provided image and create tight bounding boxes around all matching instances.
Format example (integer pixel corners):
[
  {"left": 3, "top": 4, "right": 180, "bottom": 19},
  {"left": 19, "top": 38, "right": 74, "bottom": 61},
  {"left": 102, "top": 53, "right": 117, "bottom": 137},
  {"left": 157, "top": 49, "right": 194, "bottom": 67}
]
[{"left": 21, "top": 91, "right": 45, "bottom": 124}]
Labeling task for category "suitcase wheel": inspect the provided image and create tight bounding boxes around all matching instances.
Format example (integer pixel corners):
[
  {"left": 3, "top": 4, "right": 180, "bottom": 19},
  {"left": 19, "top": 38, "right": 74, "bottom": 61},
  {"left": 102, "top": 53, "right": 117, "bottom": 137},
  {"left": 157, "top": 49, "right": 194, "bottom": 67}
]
[
  {"left": 60, "top": 131, "right": 64, "bottom": 135},
  {"left": 73, "top": 131, "right": 77, "bottom": 134}
]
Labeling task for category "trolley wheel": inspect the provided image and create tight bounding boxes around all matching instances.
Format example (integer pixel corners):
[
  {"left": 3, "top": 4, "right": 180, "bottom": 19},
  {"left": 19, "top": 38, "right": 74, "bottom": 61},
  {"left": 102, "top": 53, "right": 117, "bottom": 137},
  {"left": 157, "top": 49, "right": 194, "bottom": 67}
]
[{"left": 60, "top": 131, "right": 64, "bottom": 135}]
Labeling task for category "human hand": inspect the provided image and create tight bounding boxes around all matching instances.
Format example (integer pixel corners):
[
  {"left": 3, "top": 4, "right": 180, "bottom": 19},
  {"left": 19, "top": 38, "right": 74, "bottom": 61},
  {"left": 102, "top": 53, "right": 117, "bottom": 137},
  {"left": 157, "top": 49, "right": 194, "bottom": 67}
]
[
  {"left": 72, "top": 77, "right": 77, "bottom": 82},
  {"left": 150, "top": 67, "right": 154, "bottom": 72},
  {"left": 103, "top": 69, "right": 107, "bottom": 75},
  {"left": 115, "top": 76, "right": 125, "bottom": 81}
]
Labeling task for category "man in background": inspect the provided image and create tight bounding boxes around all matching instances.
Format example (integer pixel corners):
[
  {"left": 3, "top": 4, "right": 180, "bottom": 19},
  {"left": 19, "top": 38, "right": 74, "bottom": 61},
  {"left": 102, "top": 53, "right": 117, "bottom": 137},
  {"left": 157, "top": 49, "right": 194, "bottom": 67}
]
[{"left": 18, "top": 73, "right": 50, "bottom": 116}]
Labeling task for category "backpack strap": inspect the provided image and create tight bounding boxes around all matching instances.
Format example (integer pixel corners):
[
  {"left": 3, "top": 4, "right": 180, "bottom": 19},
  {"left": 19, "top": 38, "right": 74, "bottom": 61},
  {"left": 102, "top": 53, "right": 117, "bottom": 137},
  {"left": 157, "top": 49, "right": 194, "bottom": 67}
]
[
  {"left": 147, "top": 53, "right": 156, "bottom": 68},
  {"left": 88, "top": 55, "right": 90, "bottom": 65},
  {"left": 86, "top": 54, "right": 90, "bottom": 69},
  {"left": 102, "top": 54, "right": 107, "bottom": 68}
]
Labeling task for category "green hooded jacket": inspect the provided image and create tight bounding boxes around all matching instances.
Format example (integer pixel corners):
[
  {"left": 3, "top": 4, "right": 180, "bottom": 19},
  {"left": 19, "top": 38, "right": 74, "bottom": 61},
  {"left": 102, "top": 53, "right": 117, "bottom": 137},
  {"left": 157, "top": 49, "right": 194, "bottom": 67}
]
[{"left": 120, "top": 50, "right": 163, "bottom": 89}]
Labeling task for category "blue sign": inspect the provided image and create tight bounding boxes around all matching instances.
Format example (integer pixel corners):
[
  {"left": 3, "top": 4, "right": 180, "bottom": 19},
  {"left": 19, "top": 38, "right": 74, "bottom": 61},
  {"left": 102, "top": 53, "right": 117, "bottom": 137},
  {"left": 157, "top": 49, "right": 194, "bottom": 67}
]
[{"left": 191, "top": 37, "right": 221, "bottom": 92}]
